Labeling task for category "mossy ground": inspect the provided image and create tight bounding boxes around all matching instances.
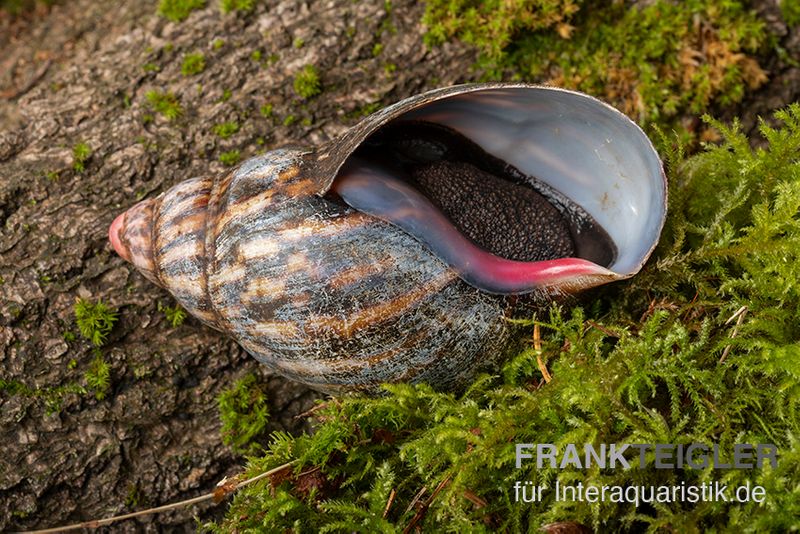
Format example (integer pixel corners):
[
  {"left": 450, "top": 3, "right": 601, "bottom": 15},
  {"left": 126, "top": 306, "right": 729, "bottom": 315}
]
[
  {"left": 209, "top": 106, "right": 800, "bottom": 532},
  {"left": 208, "top": 1, "right": 799, "bottom": 532}
]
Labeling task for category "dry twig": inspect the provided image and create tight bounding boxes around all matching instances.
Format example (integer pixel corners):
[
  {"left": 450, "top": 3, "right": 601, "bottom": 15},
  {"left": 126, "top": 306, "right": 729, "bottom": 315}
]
[
  {"left": 586, "top": 319, "right": 621, "bottom": 338},
  {"left": 383, "top": 488, "right": 397, "bottom": 519},
  {"left": 719, "top": 305, "right": 748, "bottom": 363},
  {"left": 534, "top": 324, "right": 552, "bottom": 383},
  {"left": 402, "top": 476, "right": 451, "bottom": 534},
  {"left": 21, "top": 460, "right": 297, "bottom": 533}
]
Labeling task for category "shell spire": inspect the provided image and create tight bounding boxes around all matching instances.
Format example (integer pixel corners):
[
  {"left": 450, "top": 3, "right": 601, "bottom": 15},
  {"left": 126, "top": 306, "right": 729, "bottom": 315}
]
[{"left": 109, "top": 175, "right": 220, "bottom": 330}]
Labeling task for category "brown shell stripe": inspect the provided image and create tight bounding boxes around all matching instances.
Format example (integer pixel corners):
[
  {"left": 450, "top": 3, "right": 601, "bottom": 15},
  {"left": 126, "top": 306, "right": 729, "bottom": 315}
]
[
  {"left": 326, "top": 255, "right": 395, "bottom": 290},
  {"left": 236, "top": 213, "right": 373, "bottom": 261},
  {"left": 242, "top": 268, "right": 457, "bottom": 345},
  {"left": 202, "top": 168, "right": 236, "bottom": 329}
]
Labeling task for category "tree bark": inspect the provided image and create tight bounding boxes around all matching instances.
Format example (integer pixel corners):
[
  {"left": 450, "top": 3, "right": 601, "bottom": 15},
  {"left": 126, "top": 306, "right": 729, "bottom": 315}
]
[{"left": 0, "top": 0, "right": 476, "bottom": 530}]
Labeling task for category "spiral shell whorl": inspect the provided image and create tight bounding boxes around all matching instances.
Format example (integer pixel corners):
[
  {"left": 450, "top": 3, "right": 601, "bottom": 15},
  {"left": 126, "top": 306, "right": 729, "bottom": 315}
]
[
  {"left": 111, "top": 176, "right": 215, "bottom": 328},
  {"left": 114, "top": 149, "right": 512, "bottom": 393},
  {"left": 201, "top": 150, "right": 512, "bottom": 392}
]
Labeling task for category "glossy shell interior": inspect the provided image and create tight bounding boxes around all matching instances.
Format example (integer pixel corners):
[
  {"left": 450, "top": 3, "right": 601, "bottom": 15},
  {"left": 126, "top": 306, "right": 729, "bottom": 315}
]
[
  {"left": 400, "top": 87, "right": 666, "bottom": 276},
  {"left": 328, "top": 85, "right": 667, "bottom": 287}
]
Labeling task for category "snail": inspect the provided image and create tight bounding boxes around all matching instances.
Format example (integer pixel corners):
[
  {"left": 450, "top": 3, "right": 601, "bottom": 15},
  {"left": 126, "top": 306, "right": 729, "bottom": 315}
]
[{"left": 109, "top": 84, "right": 667, "bottom": 394}]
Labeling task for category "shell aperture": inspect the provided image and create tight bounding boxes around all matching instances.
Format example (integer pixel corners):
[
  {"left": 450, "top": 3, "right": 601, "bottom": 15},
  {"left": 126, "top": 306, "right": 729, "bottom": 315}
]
[
  {"left": 332, "top": 157, "right": 618, "bottom": 294},
  {"left": 331, "top": 121, "right": 620, "bottom": 295}
]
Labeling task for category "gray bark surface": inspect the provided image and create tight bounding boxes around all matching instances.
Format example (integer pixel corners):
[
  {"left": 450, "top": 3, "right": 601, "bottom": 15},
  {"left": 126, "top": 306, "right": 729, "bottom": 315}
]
[{"left": 0, "top": 0, "right": 475, "bottom": 530}]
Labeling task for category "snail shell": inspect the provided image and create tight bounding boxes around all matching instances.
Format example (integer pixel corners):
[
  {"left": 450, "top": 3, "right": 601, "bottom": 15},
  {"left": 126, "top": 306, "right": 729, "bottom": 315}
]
[{"left": 109, "top": 84, "right": 666, "bottom": 394}]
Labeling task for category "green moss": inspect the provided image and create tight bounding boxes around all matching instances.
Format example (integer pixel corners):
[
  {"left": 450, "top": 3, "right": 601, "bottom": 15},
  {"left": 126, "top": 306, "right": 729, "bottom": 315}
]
[
  {"left": 218, "top": 373, "right": 271, "bottom": 454},
  {"left": 371, "top": 43, "right": 383, "bottom": 57},
  {"left": 219, "top": 150, "right": 241, "bottom": 166},
  {"left": 74, "top": 298, "right": 118, "bottom": 347},
  {"left": 282, "top": 114, "right": 296, "bottom": 126},
  {"left": 350, "top": 101, "right": 381, "bottom": 119},
  {"left": 212, "top": 38, "right": 225, "bottom": 50},
  {"left": 181, "top": 52, "right": 206, "bottom": 76},
  {"left": 250, "top": 49, "right": 262, "bottom": 61},
  {"left": 132, "top": 363, "right": 153, "bottom": 380},
  {"left": 0, "top": 0, "right": 55, "bottom": 15},
  {"left": 158, "top": 302, "right": 187, "bottom": 327},
  {"left": 209, "top": 105, "right": 800, "bottom": 532},
  {"left": 71, "top": 142, "right": 91, "bottom": 173},
  {"left": 84, "top": 354, "right": 111, "bottom": 400},
  {"left": 0, "top": 378, "right": 33, "bottom": 397},
  {"left": 124, "top": 483, "right": 145, "bottom": 509},
  {"left": 259, "top": 103, "right": 273, "bottom": 118},
  {"left": 423, "top": 0, "right": 767, "bottom": 129},
  {"left": 782, "top": 1, "right": 800, "bottom": 26},
  {"left": 380, "top": 0, "right": 396, "bottom": 36},
  {"left": 145, "top": 89, "right": 183, "bottom": 121},
  {"left": 212, "top": 120, "right": 240, "bottom": 139},
  {"left": 220, "top": 0, "right": 255, "bottom": 13},
  {"left": 158, "top": 0, "right": 205, "bottom": 22},
  {"left": 44, "top": 384, "right": 87, "bottom": 415},
  {"left": 293, "top": 37, "right": 305, "bottom": 49},
  {"left": 293, "top": 65, "right": 322, "bottom": 99},
  {"left": 1, "top": 378, "right": 87, "bottom": 415},
  {"left": 220, "top": 88, "right": 232, "bottom": 102}
]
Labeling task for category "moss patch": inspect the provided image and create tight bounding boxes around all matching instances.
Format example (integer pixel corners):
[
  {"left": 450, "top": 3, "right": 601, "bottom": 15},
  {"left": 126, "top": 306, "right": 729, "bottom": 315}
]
[
  {"left": 212, "top": 120, "right": 240, "bottom": 139},
  {"left": 157, "top": 0, "right": 205, "bottom": 22},
  {"left": 219, "top": 149, "right": 240, "bottom": 166},
  {"left": 220, "top": 0, "right": 255, "bottom": 14},
  {"left": 181, "top": 52, "right": 206, "bottom": 76},
  {"left": 71, "top": 142, "right": 91, "bottom": 173},
  {"left": 74, "top": 298, "right": 118, "bottom": 347},
  {"left": 0, "top": 378, "right": 87, "bottom": 416},
  {"left": 84, "top": 354, "right": 111, "bottom": 400},
  {"left": 218, "top": 373, "right": 271, "bottom": 455},
  {"left": 145, "top": 89, "right": 183, "bottom": 121},
  {"left": 293, "top": 65, "right": 322, "bottom": 99},
  {"left": 423, "top": 0, "right": 768, "bottom": 130},
  {"left": 158, "top": 302, "right": 187, "bottom": 328},
  {"left": 0, "top": 0, "right": 56, "bottom": 15}
]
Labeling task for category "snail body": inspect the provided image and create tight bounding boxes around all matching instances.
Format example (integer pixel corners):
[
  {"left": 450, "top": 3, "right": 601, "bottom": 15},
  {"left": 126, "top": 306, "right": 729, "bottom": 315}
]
[{"left": 110, "top": 84, "right": 667, "bottom": 394}]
